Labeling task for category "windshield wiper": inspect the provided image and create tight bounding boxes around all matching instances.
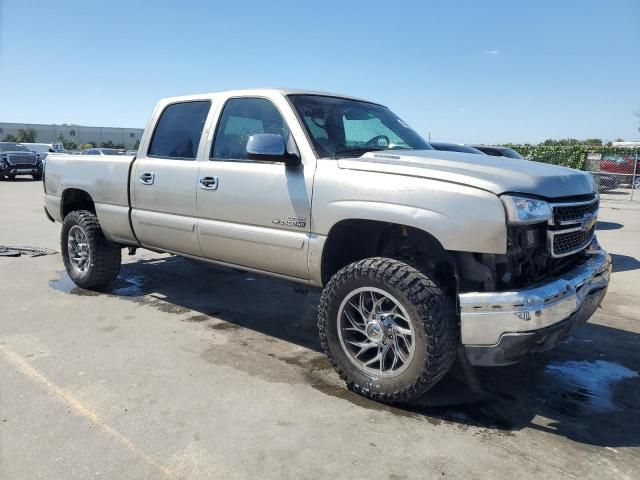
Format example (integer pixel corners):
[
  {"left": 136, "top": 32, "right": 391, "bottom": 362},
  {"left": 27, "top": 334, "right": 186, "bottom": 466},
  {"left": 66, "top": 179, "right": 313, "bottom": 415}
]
[{"left": 332, "top": 147, "right": 385, "bottom": 158}]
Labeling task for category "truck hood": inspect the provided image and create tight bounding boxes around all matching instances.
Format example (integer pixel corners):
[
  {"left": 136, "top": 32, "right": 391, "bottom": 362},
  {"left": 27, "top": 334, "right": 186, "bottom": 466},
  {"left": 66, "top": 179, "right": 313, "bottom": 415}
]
[{"left": 337, "top": 150, "right": 596, "bottom": 198}]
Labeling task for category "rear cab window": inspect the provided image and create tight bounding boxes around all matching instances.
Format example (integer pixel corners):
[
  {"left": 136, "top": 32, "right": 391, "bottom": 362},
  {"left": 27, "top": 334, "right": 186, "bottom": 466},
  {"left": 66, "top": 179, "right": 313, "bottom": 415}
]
[{"left": 148, "top": 101, "right": 211, "bottom": 160}]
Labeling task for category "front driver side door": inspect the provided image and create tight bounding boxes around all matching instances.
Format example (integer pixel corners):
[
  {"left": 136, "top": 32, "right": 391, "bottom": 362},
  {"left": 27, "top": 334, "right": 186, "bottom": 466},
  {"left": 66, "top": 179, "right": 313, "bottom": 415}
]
[{"left": 196, "top": 96, "right": 312, "bottom": 280}]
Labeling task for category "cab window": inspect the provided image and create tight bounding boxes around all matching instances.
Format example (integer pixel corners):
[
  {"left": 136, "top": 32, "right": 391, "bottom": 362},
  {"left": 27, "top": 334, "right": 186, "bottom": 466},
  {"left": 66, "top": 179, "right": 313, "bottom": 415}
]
[
  {"left": 211, "top": 97, "right": 289, "bottom": 161},
  {"left": 148, "top": 101, "right": 211, "bottom": 160}
]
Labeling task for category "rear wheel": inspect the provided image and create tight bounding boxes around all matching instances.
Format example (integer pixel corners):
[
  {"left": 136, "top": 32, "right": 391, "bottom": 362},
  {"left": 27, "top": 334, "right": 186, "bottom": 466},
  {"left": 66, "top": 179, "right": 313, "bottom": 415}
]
[
  {"left": 318, "top": 258, "right": 458, "bottom": 403},
  {"left": 33, "top": 172, "right": 42, "bottom": 181},
  {"left": 61, "top": 210, "right": 121, "bottom": 289}
]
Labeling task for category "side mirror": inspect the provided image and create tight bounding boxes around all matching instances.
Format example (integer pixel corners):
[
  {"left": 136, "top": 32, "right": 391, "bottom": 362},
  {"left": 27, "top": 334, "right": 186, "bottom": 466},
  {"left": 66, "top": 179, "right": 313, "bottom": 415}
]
[{"left": 246, "top": 134, "right": 301, "bottom": 167}]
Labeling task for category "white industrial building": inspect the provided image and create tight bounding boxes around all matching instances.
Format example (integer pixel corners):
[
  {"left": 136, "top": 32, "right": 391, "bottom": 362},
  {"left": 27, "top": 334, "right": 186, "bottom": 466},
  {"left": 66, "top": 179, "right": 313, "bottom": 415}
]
[
  {"left": 612, "top": 141, "right": 640, "bottom": 148},
  {"left": 0, "top": 122, "right": 144, "bottom": 148}
]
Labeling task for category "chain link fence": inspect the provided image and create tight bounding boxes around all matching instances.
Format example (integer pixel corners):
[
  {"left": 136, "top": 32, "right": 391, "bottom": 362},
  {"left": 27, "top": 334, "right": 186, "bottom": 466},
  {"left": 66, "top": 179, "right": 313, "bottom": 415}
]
[
  {"left": 506, "top": 145, "right": 640, "bottom": 203},
  {"left": 584, "top": 151, "right": 639, "bottom": 202}
]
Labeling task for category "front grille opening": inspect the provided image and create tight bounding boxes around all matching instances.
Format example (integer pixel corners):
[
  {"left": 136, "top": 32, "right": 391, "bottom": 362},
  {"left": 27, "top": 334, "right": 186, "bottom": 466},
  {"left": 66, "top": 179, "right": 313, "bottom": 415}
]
[
  {"left": 552, "top": 226, "right": 595, "bottom": 257},
  {"left": 549, "top": 194, "right": 598, "bottom": 258}
]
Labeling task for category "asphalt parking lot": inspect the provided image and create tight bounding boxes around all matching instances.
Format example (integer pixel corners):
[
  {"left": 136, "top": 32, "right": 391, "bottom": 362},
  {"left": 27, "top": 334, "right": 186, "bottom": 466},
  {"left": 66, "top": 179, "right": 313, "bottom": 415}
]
[{"left": 1, "top": 179, "right": 639, "bottom": 479}]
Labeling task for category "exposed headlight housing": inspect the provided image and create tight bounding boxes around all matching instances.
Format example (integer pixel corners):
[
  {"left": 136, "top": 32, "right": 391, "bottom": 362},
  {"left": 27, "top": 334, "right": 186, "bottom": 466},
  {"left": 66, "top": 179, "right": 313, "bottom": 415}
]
[{"left": 501, "top": 195, "right": 551, "bottom": 225}]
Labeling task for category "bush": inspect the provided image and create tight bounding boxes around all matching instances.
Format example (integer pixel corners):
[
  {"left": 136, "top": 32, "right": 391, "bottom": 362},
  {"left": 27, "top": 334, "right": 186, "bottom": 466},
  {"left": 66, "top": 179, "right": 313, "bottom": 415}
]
[{"left": 504, "top": 144, "right": 639, "bottom": 170}]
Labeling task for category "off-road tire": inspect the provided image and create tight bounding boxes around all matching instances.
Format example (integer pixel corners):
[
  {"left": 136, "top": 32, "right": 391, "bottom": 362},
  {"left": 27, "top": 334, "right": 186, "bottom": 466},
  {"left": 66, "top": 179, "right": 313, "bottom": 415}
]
[
  {"left": 61, "top": 210, "right": 121, "bottom": 289},
  {"left": 318, "top": 257, "right": 458, "bottom": 403}
]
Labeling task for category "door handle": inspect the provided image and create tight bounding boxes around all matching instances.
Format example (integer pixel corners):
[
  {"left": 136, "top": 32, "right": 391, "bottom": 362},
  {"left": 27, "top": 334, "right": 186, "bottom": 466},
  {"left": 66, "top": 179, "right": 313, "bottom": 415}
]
[
  {"left": 139, "top": 172, "right": 155, "bottom": 185},
  {"left": 199, "top": 176, "right": 219, "bottom": 190}
]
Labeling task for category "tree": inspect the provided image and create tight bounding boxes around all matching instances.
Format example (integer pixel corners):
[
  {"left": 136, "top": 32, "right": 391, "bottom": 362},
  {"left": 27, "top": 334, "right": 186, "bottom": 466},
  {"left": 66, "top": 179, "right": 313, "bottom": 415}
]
[
  {"left": 133, "top": 139, "right": 140, "bottom": 150},
  {"left": 541, "top": 138, "right": 581, "bottom": 146},
  {"left": 541, "top": 138, "right": 603, "bottom": 146},
  {"left": 2, "top": 134, "right": 18, "bottom": 142},
  {"left": 16, "top": 128, "right": 37, "bottom": 143},
  {"left": 101, "top": 140, "right": 115, "bottom": 148},
  {"left": 57, "top": 134, "right": 77, "bottom": 151}
]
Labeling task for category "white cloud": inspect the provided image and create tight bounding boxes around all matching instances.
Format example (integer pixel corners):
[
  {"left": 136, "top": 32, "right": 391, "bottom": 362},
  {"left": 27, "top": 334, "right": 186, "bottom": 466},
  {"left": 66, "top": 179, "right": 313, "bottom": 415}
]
[{"left": 484, "top": 49, "right": 500, "bottom": 55}]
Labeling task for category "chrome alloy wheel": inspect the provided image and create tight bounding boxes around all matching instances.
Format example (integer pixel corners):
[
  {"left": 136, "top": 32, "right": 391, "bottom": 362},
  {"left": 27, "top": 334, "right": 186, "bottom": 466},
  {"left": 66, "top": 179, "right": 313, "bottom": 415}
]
[
  {"left": 67, "top": 225, "right": 91, "bottom": 273},
  {"left": 337, "top": 287, "right": 416, "bottom": 377}
]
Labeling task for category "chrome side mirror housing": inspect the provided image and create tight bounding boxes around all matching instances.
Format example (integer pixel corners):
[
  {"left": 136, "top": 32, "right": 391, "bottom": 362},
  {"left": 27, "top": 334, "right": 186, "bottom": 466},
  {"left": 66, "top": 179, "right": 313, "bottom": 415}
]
[{"left": 246, "top": 134, "right": 301, "bottom": 167}]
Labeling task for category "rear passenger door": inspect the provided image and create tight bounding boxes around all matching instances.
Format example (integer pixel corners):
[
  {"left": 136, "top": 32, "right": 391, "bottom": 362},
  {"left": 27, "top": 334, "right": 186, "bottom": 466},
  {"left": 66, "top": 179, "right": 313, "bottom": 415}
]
[
  {"left": 131, "top": 100, "right": 211, "bottom": 256},
  {"left": 196, "top": 96, "right": 313, "bottom": 280}
]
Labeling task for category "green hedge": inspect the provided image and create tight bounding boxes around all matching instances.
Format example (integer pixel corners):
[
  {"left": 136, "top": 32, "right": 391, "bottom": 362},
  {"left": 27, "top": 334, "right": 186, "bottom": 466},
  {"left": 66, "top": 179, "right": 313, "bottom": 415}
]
[{"left": 503, "top": 145, "right": 639, "bottom": 170}]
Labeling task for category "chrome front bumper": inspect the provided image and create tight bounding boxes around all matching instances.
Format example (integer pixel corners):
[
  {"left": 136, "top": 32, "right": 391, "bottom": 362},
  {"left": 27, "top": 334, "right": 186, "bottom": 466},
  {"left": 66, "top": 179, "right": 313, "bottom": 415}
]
[{"left": 459, "top": 242, "right": 611, "bottom": 364}]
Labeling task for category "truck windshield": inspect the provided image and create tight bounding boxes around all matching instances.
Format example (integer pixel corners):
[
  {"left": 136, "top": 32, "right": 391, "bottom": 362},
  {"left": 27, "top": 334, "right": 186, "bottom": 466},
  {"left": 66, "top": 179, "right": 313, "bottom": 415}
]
[
  {"left": 288, "top": 95, "right": 431, "bottom": 158},
  {"left": 0, "top": 143, "right": 29, "bottom": 152}
]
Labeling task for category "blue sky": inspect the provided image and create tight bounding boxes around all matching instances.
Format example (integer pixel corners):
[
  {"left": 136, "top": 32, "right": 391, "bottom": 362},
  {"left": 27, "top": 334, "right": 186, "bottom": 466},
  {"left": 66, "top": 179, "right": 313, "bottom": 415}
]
[{"left": 0, "top": 0, "right": 638, "bottom": 144}]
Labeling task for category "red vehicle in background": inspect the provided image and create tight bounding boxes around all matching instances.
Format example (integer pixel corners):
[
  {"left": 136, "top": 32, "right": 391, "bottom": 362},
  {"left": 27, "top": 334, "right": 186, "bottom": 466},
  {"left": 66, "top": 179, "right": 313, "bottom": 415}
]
[{"left": 600, "top": 154, "right": 639, "bottom": 189}]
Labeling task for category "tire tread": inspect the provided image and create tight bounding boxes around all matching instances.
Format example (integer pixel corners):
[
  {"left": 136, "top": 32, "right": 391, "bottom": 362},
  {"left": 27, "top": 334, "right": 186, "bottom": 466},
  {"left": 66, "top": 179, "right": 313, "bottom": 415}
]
[
  {"left": 61, "top": 210, "right": 121, "bottom": 289},
  {"left": 318, "top": 257, "right": 458, "bottom": 403}
]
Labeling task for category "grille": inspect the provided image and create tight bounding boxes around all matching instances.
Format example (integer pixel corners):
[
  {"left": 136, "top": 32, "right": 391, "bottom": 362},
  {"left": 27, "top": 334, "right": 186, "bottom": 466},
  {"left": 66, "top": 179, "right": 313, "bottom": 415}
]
[
  {"left": 551, "top": 225, "right": 595, "bottom": 257},
  {"left": 548, "top": 195, "right": 598, "bottom": 257},
  {"left": 7, "top": 154, "right": 37, "bottom": 166},
  {"left": 552, "top": 197, "right": 599, "bottom": 224}
]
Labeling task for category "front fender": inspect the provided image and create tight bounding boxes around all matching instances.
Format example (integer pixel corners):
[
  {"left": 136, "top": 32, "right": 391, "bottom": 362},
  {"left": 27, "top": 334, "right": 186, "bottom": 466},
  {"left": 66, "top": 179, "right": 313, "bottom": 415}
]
[{"left": 311, "top": 161, "right": 507, "bottom": 255}]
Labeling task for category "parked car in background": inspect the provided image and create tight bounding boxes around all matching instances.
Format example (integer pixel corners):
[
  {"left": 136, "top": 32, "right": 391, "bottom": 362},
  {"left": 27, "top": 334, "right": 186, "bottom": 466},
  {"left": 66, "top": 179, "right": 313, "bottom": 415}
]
[
  {"left": 473, "top": 145, "right": 525, "bottom": 159},
  {"left": 81, "top": 148, "right": 129, "bottom": 156},
  {"left": 0, "top": 142, "right": 43, "bottom": 180},
  {"left": 21, "top": 142, "right": 67, "bottom": 162},
  {"left": 600, "top": 154, "right": 639, "bottom": 188},
  {"left": 429, "top": 142, "right": 485, "bottom": 154}
]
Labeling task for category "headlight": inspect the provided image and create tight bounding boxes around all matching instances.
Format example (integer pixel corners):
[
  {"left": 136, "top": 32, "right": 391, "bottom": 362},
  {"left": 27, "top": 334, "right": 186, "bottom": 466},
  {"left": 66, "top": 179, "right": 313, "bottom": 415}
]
[{"left": 501, "top": 195, "right": 551, "bottom": 225}]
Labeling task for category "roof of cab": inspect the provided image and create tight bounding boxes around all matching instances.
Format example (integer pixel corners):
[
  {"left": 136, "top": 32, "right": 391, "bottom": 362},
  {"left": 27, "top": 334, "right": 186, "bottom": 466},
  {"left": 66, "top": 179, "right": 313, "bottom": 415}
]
[{"left": 157, "top": 88, "right": 380, "bottom": 106}]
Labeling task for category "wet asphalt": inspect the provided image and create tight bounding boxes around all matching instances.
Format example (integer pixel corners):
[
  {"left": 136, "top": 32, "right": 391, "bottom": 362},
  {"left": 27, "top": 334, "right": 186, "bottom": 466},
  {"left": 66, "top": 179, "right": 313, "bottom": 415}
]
[{"left": 1, "top": 179, "right": 639, "bottom": 479}]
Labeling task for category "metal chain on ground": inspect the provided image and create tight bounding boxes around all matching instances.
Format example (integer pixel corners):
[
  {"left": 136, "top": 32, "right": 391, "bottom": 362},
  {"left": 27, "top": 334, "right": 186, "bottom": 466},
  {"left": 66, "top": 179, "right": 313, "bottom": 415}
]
[{"left": 0, "top": 246, "right": 57, "bottom": 257}]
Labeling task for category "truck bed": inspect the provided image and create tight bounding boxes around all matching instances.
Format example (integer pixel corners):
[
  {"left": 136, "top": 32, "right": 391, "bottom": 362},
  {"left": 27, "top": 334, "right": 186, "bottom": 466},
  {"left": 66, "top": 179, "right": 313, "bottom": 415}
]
[{"left": 44, "top": 154, "right": 138, "bottom": 244}]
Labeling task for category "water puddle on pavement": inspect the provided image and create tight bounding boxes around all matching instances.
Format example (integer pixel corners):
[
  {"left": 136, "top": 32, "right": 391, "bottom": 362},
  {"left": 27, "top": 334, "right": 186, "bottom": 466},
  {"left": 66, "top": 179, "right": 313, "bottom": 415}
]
[
  {"left": 49, "top": 271, "right": 147, "bottom": 297},
  {"left": 544, "top": 360, "right": 639, "bottom": 412}
]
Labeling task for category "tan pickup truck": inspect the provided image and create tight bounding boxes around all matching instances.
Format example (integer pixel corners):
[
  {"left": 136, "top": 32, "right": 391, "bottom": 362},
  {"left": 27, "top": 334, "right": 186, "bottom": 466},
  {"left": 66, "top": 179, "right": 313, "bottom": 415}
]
[{"left": 43, "top": 88, "right": 611, "bottom": 403}]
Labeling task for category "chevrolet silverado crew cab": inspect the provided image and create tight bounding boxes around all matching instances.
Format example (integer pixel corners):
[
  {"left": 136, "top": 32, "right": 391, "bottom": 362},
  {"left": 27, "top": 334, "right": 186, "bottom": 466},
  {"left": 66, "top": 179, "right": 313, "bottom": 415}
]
[{"left": 43, "top": 89, "right": 611, "bottom": 403}]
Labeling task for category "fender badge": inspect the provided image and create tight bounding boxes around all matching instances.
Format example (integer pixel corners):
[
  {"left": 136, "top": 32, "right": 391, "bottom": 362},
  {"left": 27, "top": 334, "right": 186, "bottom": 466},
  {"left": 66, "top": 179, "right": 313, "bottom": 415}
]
[{"left": 272, "top": 216, "right": 306, "bottom": 228}]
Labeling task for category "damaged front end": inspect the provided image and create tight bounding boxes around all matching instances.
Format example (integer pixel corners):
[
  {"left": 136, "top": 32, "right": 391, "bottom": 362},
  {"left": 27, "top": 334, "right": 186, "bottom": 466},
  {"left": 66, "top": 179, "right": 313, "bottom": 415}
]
[{"left": 454, "top": 193, "right": 610, "bottom": 366}]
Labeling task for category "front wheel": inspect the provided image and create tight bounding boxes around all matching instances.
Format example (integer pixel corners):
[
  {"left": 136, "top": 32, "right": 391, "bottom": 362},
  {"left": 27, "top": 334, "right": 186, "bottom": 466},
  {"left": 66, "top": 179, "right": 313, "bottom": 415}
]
[
  {"left": 318, "top": 258, "right": 458, "bottom": 403},
  {"left": 61, "top": 210, "right": 121, "bottom": 289}
]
